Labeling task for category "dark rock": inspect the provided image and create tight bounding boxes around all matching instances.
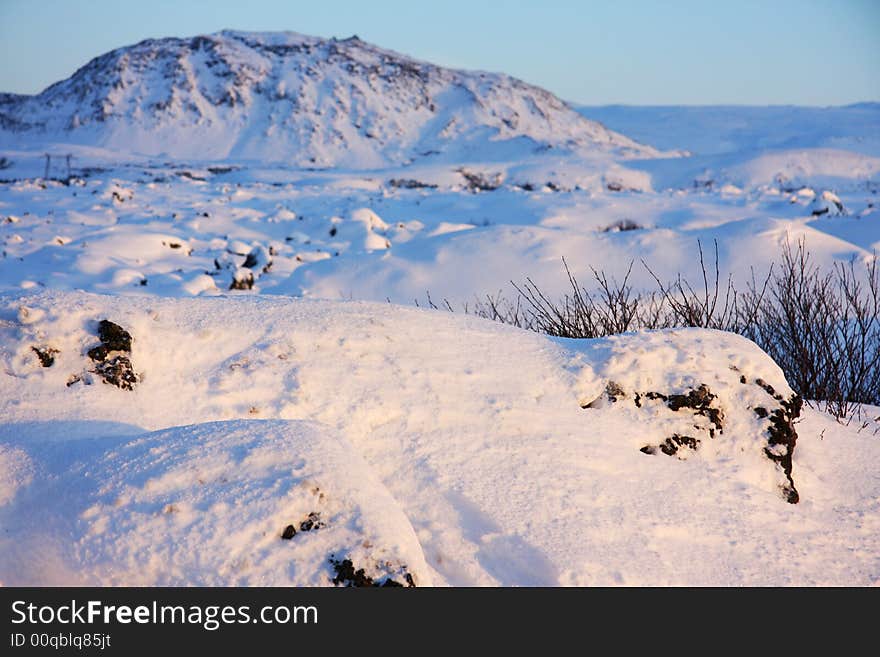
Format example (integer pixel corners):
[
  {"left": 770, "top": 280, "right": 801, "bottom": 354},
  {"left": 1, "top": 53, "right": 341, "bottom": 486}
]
[
  {"left": 640, "top": 379, "right": 801, "bottom": 503},
  {"left": 457, "top": 168, "right": 502, "bottom": 192},
  {"left": 97, "top": 320, "right": 132, "bottom": 352},
  {"left": 663, "top": 385, "right": 723, "bottom": 437},
  {"left": 746, "top": 379, "right": 803, "bottom": 503},
  {"left": 658, "top": 434, "right": 700, "bottom": 456},
  {"left": 84, "top": 320, "right": 138, "bottom": 389},
  {"left": 281, "top": 525, "right": 296, "bottom": 540},
  {"left": 87, "top": 345, "right": 109, "bottom": 362},
  {"left": 601, "top": 219, "right": 643, "bottom": 232},
  {"left": 388, "top": 178, "right": 437, "bottom": 190},
  {"left": 229, "top": 270, "right": 254, "bottom": 290},
  {"left": 299, "top": 511, "right": 325, "bottom": 532},
  {"left": 242, "top": 253, "right": 257, "bottom": 268},
  {"left": 329, "top": 558, "right": 374, "bottom": 587},
  {"left": 762, "top": 393, "right": 802, "bottom": 504},
  {"left": 605, "top": 381, "right": 625, "bottom": 403},
  {"left": 329, "top": 556, "right": 415, "bottom": 588},
  {"left": 93, "top": 355, "right": 138, "bottom": 391},
  {"left": 635, "top": 385, "right": 722, "bottom": 457},
  {"left": 31, "top": 346, "right": 59, "bottom": 367}
]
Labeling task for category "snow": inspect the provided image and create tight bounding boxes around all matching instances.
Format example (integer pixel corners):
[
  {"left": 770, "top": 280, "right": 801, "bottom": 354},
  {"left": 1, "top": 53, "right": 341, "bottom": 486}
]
[
  {"left": 1, "top": 290, "right": 878, "bottom": 586},
  {"left": 1, "top": 420, "right": 429, "bottom": 586},
  {"left": 0, "top": 31, "right": 654, "bottom": 168},
  {"left": 1, "top": 31, "right": 879, "bottom": 587},
  {"left": 0, "top": 150, "right": 876, "bottom": 305},
  {"left": 578, "top": 103, "right": 880, "bottom": 157}
]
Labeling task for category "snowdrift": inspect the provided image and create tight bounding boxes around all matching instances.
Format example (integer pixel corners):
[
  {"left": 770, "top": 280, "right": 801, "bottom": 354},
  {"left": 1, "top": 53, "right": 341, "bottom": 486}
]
[{"left": 2, "top": 290, "right": 878, "bottom": 586}]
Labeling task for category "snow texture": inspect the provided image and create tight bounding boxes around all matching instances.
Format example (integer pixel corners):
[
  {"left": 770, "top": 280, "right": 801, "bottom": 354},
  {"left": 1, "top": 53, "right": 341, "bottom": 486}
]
[{"left": 1, "top": 291, "right": 878, "bottom": 586}]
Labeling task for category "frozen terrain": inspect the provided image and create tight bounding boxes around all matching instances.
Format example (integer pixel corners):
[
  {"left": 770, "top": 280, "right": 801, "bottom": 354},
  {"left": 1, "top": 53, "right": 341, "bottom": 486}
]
[
  {"left": 0, "top": 31, "right": 878, "bottom": 586},
  {"left": 1, "top": 291, "right": 878, "bottom": 586},
  {"left": 0, "top": 142, "right": 876, "bottom": 306}
]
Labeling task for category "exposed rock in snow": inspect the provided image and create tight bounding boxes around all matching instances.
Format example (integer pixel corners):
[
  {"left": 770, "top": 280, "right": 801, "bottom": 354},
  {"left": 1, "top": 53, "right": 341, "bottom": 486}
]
[
  {"left": 229, "top": 267, "right": 255, "bottom": 290},
  {"left": 576, "top": 328, "right": 802, "bottom": 504},
  {"left": 242, "top": 245, "right": 273, "bottom": 274},
  {"left": 810, "top": 190, "right": 847, "bottom": 216},
  {"left": 85, "top": 319, "right": 139, "bottom": 390},
  {"left": 31, "top": 345, "right": 58, "bottom": 367}
]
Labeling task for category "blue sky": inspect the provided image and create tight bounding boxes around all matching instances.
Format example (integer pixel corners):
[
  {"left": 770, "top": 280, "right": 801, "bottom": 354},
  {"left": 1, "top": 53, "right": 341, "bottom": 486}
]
[{"left": 0, "top": 0, "right": 877, "bottom": 105}]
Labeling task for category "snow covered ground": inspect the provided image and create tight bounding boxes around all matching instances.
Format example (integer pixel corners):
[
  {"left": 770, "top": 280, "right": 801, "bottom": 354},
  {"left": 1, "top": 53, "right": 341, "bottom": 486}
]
[
  {"left": 1, "top": 32, "right": 878, "bottom": 586},
  {"left": 1, "top": 290, "right": 877, "bottom": 586},
  {"left": 0, "top": 139, "right": 877, "bottom": 307}
]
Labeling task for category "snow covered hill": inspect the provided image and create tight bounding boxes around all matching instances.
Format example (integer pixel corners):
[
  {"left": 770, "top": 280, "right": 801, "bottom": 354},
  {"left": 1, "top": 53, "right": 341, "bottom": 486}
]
[
  {"left": 1, "top": 290, "right": 878, "bottom": 586},
  {"left": 0, "top": 31, "right": 653, "bottom": 167}
]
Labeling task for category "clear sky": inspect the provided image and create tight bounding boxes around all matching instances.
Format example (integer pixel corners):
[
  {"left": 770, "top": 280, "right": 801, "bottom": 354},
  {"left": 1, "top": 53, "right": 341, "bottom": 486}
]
[{"left": 1, "top": 0, "right": 877, "bottom": 105}]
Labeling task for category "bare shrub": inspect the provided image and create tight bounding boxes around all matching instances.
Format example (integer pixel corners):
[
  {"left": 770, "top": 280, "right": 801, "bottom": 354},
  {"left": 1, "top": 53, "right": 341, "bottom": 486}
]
[
  {"left": 644, "top": 241, "right": 741, "bottom": 331},
  {"left": 743, "top": 241, "right": 880, "bottom": 420},
  {"left": 430, "top": 238, "right": 880, "bottom": 422}
]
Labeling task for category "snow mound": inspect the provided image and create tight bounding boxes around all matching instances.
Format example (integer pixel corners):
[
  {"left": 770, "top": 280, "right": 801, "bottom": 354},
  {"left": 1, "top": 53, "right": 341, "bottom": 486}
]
[
  {"left": 0, "top": 420, "right": 430, "bottom": 586},
  {"left": 809, "top": 190, "right": 847, "bottom": 217},
  {"left": 577, "top": 328, "right": 802, "bottom": 503},
  {"left": 1, "top": 290, "right": 878, "bottom": 585}
]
